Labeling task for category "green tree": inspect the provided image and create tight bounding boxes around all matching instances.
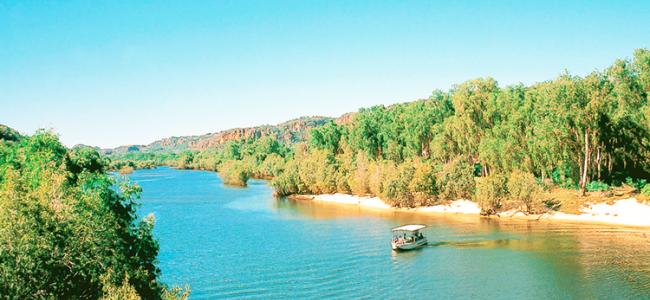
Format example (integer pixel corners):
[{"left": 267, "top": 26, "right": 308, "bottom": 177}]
[
  {"left": 475, "top": 174, "right": 508, "bottom": 215},
  {"left": 0, "top": 131, "right": 170, "bottom": 299},
  {"left": 436, "top": 157, "right": 475, "bottom": 201}
]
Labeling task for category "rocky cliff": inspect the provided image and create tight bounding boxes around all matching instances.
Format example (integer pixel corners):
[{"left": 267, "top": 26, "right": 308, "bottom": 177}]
[{"left": 102, "top": 116, "right": 335, "bottom": 155}]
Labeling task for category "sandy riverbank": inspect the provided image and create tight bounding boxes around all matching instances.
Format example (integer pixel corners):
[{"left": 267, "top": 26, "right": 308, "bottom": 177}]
[{"left": 290, "top": 193, "right": 650, "bottom": 227}]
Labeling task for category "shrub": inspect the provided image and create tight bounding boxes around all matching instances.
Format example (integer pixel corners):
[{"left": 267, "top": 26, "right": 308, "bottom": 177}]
[
  {"left": 552, "top": 167, "right": 578, "bottom": 189},
  {"left": 586, "top": 181, "right": 610, "bottom": 192},
  {"left": 642, "top": 185, "right": 650, "bottom": 196},
  {"left": 335, "top": 170, "right": 351, "bottom": 193},
  {"left": 297, "top": 149, "right": 337, "bottom": 194},
  {"left": 256, "top": 153, "right": 286, "bottom": 178},
  {"left": 176, "top": 151, "right": 194, "bottom": 169},
  {"left": 382, "top": 162, "right": 415, "bottom": 207},
  {"left": 348, "top": 151, "right": 370, "bottom": 195},
  {"left": 625, "top": 177, "right": 647, "bottom": 192},
  {"left": 219, "top": 160, "right": 250, "bottom": 187},
  {"left": 475, "top": 174, "right": 508, "bottom": 215},
  {"left": 409, "top": 160, "right": 438, "bottom": 206},
  {"left": 506, "top": 170, "right": 542, "bottom": 213},
  {"left": 0, "top": 132, "right": 168, "bottom": 298},
  {"left": 367, "top": 160, "right": 397, "bottom": 197},
  {"left": 119, "top": 165, "right": 135, "bottom": 175},
  {"left": 543, "top": 199, "right": 562, "bottom": 211},
  {"left": 271, "top": 160, "right": 303, "bottom": 196},
  {"left": 436, "top": 157, "right": 475, "bottom": 200}
]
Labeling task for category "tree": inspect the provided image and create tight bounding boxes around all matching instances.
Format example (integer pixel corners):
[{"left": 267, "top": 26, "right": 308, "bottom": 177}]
[
  {"left": 0, "top": 131, "right": 168, "bottom": 298},
  {"left": 309, "top": 121, "right": 342, "bottom": 157},
  {"left": 436, "top": 157, "right": 475, "bottom": 201},
  {"left": 475, "top": 174, "right": 508, "bottom": 215},
  {"left": 506, "top": 170, "right": 542, "bottom": 213},
  {"left": 219, "top": 160, "right": 250, "bottom": 187}
]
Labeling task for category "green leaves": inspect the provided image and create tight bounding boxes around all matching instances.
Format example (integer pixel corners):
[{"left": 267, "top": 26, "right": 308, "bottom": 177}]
[{"left": 0, "top": 131, "right": 164, "bottom": 298}]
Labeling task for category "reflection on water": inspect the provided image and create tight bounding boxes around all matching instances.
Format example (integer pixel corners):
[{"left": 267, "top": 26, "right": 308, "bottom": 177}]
[{"left": 130, "top": 167, "right": 650, "bottom": 299}]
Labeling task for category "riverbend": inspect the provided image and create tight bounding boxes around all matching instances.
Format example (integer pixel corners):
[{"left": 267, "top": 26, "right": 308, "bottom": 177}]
[{"left": 131, "top": 167, "right": 650, "bottom": 299}]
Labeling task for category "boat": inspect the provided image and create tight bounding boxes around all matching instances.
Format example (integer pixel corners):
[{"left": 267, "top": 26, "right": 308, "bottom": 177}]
[{"left": 391, "top": 224, "right": 428, "bottom": 251}]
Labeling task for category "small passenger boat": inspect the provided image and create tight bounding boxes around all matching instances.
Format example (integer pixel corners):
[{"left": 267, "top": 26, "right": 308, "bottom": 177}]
[{"left": 391, "top": 224, "right": 428, "bottom": 251}]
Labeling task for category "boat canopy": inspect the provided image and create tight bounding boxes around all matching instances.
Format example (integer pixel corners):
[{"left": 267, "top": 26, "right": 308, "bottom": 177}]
[{"left": 392, "top": 224, "right": 426, "bottom": 232}]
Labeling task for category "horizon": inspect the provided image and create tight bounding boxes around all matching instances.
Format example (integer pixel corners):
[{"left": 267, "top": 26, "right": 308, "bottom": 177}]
[{"left": 2, "top": 1, "right": 649, "bottom": 148}]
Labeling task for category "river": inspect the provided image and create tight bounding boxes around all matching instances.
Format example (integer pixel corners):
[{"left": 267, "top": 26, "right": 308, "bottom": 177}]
[{"left": 129, "top": 167, "right": 650, "bottom": 299}]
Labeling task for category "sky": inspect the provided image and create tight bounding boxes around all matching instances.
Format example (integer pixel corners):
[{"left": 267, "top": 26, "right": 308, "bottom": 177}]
[{"left": 1, "top": 1, "right": 649, "bottom": 148}]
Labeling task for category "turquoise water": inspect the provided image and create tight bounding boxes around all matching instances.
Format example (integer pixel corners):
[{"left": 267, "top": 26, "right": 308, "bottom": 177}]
[{"left": 129, "top": 167, "right": 650, "bottom": 299}]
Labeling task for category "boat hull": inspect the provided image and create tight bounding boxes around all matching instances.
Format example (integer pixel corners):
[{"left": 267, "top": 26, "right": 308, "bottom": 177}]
[{"left": 391, "top": 238, "right": 428, "bottom": 251}]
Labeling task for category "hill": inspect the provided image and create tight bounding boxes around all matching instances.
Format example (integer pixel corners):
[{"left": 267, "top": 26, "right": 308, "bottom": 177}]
[{"left": 102, "top": 116, "right": 337, "bottom": 155}]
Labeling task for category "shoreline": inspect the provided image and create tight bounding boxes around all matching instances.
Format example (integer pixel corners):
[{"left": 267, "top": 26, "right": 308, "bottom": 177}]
[{"left": 289, "top": 193, "right": 650, "bottom": 228}]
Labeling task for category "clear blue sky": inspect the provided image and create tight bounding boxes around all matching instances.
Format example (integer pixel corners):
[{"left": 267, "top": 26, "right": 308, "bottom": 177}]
[{"left": 1, "top": 0, "right": 649, "bottom": 148}]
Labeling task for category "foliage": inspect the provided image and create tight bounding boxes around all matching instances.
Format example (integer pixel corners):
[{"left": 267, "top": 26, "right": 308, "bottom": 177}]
[
  {"left": 408, "top": 159, "right": 438, "bottom": 206},
  {"left": 625, "top": 177, "right": 647, "bottom": 191},
  {"left": 309, "top": 121, "right": 342, "bottom": 156},
  {"left": 642, "top": 185, "right": 650, "bottom": 196},
  {"left": 475, "top": 174, "right": 509, "bottom": 215},
  {"left": 103, "top": 48, "right": 650, "bottom": 210},
  {"left": 0, "top": 130, "right": 185, "bottom": 299},
  {"left": 100, "top": 273, "right": 141, "bottom": 300},
  {"left": 585, "top": 181, "right": 610, "bottom": 192},
  {"left": 161, "top": 286, "right": 191, "bottom": 300},
  {"left": 219, "top": 160, "right": 250, "bottom": 187},
  {"left": 271, "top": 159, "right": 303, "bottom": 196},
  {"left": 119, "top": 165, "right": 135, "bottom": 174},
  {"left": 506, "top": 170, "right": 542, "bottom": 213},
  {"left": 348, "top": 151, "right": 371, "bottom": 195},
  {"left": 382, "top": 162, "right": 415, "bottom": 207},
  {"left": 436, "top": 157, "right": 475, "bottom": 201},
  {"left": 176, "top": 151, "right": 194, "bottom": 169}
]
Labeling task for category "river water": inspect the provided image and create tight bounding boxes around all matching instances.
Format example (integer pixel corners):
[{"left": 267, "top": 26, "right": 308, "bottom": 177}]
[{"left": 129, "top": 167, "right": 650, "bottom": 299}]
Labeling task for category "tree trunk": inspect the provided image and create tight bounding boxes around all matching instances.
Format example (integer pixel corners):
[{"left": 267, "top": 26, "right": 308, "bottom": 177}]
[
  {"left": 578, "top": 156, "right": 583, "bottom": 189},
  {"left": 596, "top": 147, "right": 602, "bottom": 181},
  {"left": 608, "top": 153, "right": 613, "bottom": 175},
  {"left": 580, "top": 128, "right": 590, "bottom": 196}
]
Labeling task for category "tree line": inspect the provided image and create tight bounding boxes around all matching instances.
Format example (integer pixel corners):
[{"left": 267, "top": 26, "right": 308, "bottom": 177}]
[{"left": 111, "top": 49, "right": 650, "bottom": 214}]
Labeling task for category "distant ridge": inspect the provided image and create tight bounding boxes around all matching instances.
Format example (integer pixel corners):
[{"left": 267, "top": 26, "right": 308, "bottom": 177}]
[{"left": 101, "top": 115, "right": 351, "bottom": 155}]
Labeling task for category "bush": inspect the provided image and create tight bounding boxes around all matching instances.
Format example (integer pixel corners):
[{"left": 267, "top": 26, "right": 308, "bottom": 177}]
[
  {"left": 271, "top": 160, "right": 303, "bottom": 196},
  {"left": 176, "top": 151, "right": 194, "bottom": 169},
  {"left": 0, "top": 132, "right": 168, "bottom": 298},
  {"left": 506, "top": 170, "right": 542, "bottom": 213},
  {"left": 219, "top": 160, "right": 250, "bottom": 187},
  {"left": 436, "top": 157, "right": 475, "bottom": 200},
  {"left": 256, "top": 153, "right": 286, "bottom": 178},
  {"left": 409, "top": 160, "right": 437, "bottom": 206},
  {"left": 335, "top": 170, "right": 351, "bottom": 193},
  {"left": 368, "top": 160, "right": 397, "bottom": 197},
  {"left": 475, "top": 174, "right": 508, "bottom": 215},
  {"left": 348, "top": 151, "right": 370, "bottom": 195},
  {"left": 642, "top": 185, "right": 650, "bottom": 196},
  {"left": 543, "top": 199, "right": 562, "bottom": 211},
  {"left": 382, "top": 163, "right": 415, "bottom": 207},
  {"left": 586, "top": 180, "right": 610, "bottom": 192},
  {"left": 119, "top": 165, "right": 135, "bottom": 175},
  {"left": 551, "top": 167, "right": 579, "bottom": 189},
  {"left": 625, "top": 177, "right": 647, "bottom": 192},
  {"left": 297, "top": 149, "right": 337, "bottom": 194}
]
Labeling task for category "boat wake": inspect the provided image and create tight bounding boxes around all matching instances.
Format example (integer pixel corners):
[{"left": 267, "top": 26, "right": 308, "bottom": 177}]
[{"left": 426, "top": 239, "right": 514, "bottom": 249}]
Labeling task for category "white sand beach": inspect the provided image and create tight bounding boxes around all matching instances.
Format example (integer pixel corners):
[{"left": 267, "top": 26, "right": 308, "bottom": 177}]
[
  {"left": 546, "top": 198, "right": 650, "bottom": 227},
  {"left": 295, "top": 193, "right": 650, "bottom": 227}
]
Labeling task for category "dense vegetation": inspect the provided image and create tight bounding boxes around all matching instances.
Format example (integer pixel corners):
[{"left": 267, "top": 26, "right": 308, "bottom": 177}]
[
  {"left": 109, "top": 49, "right": 650, "bottom": 214},
  {"left": 0, "top": 130, "right": 188, "bottom": 299}
]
